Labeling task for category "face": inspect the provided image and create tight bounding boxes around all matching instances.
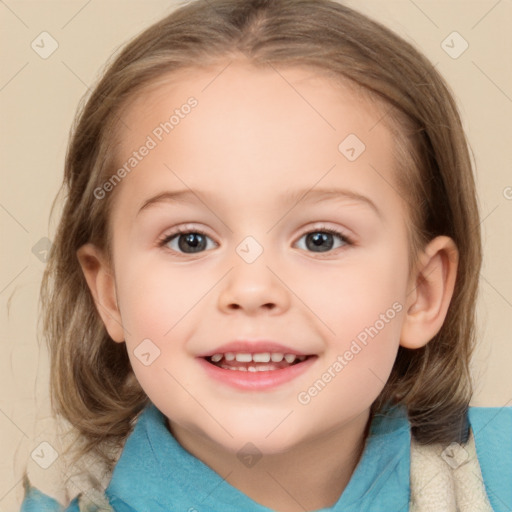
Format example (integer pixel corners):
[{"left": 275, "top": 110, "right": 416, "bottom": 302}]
[{"left": 102, "top": 62, "right": 413, "bottom": 455}]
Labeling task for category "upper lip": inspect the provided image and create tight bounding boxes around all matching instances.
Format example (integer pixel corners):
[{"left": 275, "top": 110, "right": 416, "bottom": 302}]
[{"left": 197, "top": 340, "right": 312, "bottom": 358}]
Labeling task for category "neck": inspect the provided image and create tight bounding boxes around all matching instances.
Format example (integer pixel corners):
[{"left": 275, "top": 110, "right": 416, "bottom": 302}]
[{"left": 168, "top": 410, "right": 371, "bottom": 512}]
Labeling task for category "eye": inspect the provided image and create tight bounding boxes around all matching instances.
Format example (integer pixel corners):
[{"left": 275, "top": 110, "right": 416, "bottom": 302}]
[
  {"left": 295, "top": 226, "right": 352, "bottom": 253},
  {"left": 158, "top": 225, "right": 353, "bottom": 256},
  {"left": 159, "top": 228, "right": 217, "bottom": 255}
]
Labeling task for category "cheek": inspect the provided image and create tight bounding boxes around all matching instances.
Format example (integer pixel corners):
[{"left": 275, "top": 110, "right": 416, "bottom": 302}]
[
  {"left": 295, "top": 257, "right": 406, "bottom": 422},
  {"left": 305, "top": 245, "right": 408, "bottom": 341},
  {"left": 297, "top": 244, "right": 407, "bottom": 394},
  {"left": 116, "top": 258, "right": 203, "bottom": 342},
  {"left": 115, "top": 260, "right": 206, "bottom": 411}
]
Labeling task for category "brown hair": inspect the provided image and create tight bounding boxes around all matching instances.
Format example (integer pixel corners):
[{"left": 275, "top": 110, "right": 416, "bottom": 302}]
[{"left": 40, "top": 0, "right": 481, "bottom": 471}]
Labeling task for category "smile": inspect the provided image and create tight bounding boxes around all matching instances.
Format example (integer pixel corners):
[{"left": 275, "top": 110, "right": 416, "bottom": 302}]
[
  {"left": 198, "top": 352, "right": 317, "bottom": 390},
  {"left": 206, "top": 352, "right": 308, "bottom": 371}
]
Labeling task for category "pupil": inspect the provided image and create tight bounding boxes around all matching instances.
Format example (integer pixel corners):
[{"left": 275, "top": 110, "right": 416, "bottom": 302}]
[
  {"left": 307, "top": 232, "right": 333, "bottom": 252},
  {"left": 179, "top": 233, "right": 206, "bottom": 253}
]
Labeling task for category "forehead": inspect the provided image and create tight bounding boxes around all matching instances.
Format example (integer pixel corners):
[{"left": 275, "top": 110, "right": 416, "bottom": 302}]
[
  {"left": 109, "top": 61, "right": 402, "bottom": 217},
  {"left": 116, "top": 61, "right": 388, "bottom": 150}
]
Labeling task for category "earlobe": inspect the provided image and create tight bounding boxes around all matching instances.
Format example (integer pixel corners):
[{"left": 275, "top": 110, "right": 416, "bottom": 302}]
[
  {"left": 76, "top": 243, "right": 125, "bottom": 343},
  {"left": 400, "top": 236, "right": 459, "bottom": 349}
]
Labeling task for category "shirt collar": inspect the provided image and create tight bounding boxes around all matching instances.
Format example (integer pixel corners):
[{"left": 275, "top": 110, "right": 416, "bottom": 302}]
[{"left": 106, "top": 401, "right": 411, "bottom": 512}]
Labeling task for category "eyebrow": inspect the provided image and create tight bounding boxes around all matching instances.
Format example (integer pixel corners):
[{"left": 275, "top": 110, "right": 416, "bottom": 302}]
[{"left": 137, "top": 187, "right": 382, "bottom": 219}]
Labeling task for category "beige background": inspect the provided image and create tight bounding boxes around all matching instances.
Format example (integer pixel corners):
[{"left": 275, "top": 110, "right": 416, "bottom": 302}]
[{"left": 1, "top": 0, "right": 511, "bottom": 509}]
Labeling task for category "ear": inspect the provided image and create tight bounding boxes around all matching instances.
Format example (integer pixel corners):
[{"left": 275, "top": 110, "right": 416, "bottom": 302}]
[
  {"left": 400, "top": 236, "right": 459, "bottom": 349},
  {"left": 76, "top": 243, "right": 125, "bottom": 343}
]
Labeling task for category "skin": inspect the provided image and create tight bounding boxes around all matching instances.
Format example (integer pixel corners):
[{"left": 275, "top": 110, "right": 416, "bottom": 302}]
[{"left": 78, "top": 61, "right": 458, "bottom": 512}]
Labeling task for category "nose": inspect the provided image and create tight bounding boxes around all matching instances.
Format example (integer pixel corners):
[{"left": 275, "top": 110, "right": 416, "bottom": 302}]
[{"left": 217, "top": 256, "right": 291, "bottom": 316}]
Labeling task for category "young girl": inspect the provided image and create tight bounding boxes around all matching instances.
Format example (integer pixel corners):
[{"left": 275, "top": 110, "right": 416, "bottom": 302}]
[{"left": 19, "top": 0, "right": 511, "bottom": 510}]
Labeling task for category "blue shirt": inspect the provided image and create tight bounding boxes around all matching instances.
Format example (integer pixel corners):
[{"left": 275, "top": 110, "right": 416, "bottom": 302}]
[{"left": 21, "top": 401, "right": 512, "bottom": 512}]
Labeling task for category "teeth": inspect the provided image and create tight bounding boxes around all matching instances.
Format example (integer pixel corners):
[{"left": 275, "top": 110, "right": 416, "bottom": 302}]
[
  {"left": 220, "top": 364, "right": 279, "bottom": 372},
  {"left": 252, "top": 353, "right": 271, "bottom": 363},
  {"left": 235, "top": 353, "right": 252, "bottom": 362},
  {"left": 220, "top": 365, "right": 249, "bottom": 371},
  {"left": 270, "top": 353, "right": 284, "bottom": 362},
  {"left": 284, "top": 353, "right": 296, "bottom": 363},
  {"left": 209, "top": 352, "right": 309, "bottom": 365}
]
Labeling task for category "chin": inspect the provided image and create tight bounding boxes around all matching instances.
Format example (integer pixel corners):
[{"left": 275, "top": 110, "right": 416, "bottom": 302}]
[{"left": 203, "top": 416, "right": 307, "bottom": 455}]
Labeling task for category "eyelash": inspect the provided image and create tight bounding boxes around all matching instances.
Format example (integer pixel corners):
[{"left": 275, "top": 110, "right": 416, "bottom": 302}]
[
  {"left": 157, "top": 225, "right": 354, "bottom": 255},
  {"left": 158, "top": 227, "right": 213, "bottom": 250}
]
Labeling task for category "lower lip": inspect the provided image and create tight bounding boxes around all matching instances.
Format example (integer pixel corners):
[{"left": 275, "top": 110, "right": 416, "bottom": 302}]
[{"left": 197, "top": 356, "right": 317, "bottom": 391}]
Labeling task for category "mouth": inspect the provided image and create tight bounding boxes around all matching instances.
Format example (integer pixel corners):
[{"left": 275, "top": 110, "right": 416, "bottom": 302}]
[
  {"left": 198, "top": 350, "right": 318, "bottom": 391},
  {"left": 203, "top": 352, "right": 311, "bottom": 372}
]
